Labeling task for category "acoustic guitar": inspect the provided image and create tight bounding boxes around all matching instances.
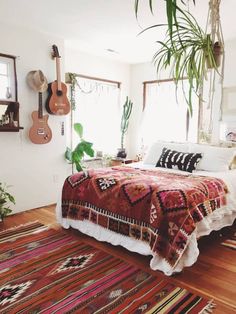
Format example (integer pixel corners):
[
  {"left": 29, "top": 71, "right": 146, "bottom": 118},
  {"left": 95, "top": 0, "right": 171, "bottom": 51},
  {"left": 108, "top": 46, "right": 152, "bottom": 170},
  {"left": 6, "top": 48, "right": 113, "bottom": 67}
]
[
  {"left": 29, "top": 92, "right": 52, "bottom": 144},
  {"left": 46, "top": 45, "right": 70, "bottom": 115}
]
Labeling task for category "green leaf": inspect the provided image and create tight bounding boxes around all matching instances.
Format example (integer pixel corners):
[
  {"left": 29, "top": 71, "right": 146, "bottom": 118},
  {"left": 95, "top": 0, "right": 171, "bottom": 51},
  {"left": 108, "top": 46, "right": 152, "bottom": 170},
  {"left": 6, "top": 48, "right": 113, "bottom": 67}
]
[
  {"left": 65, "top": 147, "right": 72, "bottom": 162},
  {"left": 73, "top": 144, "right": 85, "bottom": 159},
  {"left": 75, "top": 163, "right": 83, "bottom": 172},
  {"left": 166, "top": 0, "right": 174, "bottom": 39},
  {"left": 72, "top": 150, "right": 84, "bottom": 163},
  {"left": 74, "top": 123, "right": 83, "bottom": 138},
  {"left": 83, "top": 142, "right": 95, "bottom": 157},
  {"left": 149, "top": 0, "right": 153, "bottom": 14}
]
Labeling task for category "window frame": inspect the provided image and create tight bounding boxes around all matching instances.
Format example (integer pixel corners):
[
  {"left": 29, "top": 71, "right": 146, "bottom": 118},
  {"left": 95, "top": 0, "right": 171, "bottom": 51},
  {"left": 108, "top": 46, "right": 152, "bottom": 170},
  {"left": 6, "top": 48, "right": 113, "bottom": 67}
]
[
  {"left": 0, "top": 53, "right": 17, "bottom": 104},
  {"left": 66, "top": 72, "right": 121, "bottom": 156},
  {"left": 143, "top": 78, "right": 199, "bottom": 142}
]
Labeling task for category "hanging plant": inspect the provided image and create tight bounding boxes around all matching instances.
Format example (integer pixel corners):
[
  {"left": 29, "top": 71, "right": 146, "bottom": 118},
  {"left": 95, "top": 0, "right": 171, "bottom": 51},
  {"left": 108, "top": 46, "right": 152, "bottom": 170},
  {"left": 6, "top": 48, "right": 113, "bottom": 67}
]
[
  {"left": 135, "top": 0, "right": 196, "bottom": 38},
  {"left": 153, "top": 8, "right": 220, "bottom": 114},
  {"left": 137, "top": 2, "right": 224, "bottom": 115}
]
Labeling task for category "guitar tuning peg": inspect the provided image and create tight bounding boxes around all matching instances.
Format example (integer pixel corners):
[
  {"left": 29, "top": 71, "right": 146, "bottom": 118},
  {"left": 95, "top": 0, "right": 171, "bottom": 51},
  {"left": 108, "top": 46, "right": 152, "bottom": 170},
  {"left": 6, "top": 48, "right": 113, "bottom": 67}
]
[{"left": 50, "top": 51, "right": 55, "bottom": 60}]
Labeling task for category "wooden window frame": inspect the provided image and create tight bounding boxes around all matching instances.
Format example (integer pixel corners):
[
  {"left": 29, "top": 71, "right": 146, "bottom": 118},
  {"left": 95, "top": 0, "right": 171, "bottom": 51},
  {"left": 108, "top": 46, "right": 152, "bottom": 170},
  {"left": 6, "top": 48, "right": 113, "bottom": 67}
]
[{"left": 143, "top": 78, "right": 193, "bottom": 141}]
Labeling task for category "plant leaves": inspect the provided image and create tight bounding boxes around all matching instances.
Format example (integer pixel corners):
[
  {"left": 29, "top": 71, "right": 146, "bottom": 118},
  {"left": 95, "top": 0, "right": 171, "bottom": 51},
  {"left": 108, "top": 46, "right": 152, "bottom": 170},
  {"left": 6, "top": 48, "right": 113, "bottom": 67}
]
[
  {"left": 75, "top": 163, "right": 83, "bottom": 172},
  {"left": 74, "top": 123, "right": 83, "bottom": 138},
  {"left": 65, "top": 147, "right": 72, "bottom": 162}
]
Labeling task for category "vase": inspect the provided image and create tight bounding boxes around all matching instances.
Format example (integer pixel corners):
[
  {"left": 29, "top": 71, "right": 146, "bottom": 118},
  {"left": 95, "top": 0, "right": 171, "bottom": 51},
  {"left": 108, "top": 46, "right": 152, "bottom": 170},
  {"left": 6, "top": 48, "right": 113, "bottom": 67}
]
[{"left": 117, "top": 148, "right": 127, "bottom": 159}]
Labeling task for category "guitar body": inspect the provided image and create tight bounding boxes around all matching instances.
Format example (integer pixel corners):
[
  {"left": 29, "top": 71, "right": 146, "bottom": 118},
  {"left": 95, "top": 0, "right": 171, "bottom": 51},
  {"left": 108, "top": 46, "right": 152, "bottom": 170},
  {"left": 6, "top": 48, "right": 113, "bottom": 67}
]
[
  {"left": 29, "top": 111, "right": 52, "bottom": 144},
  {"left": 46, "top": 81, "right": 70, "bottom": 115}
]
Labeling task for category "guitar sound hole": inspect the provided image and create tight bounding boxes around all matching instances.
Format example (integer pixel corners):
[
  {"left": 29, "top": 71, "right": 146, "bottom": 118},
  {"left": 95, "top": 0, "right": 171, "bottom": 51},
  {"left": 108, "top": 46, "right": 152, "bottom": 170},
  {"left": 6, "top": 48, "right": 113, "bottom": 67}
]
[{"left": 56, "top": 90, "right": 63, "bottom": 97}]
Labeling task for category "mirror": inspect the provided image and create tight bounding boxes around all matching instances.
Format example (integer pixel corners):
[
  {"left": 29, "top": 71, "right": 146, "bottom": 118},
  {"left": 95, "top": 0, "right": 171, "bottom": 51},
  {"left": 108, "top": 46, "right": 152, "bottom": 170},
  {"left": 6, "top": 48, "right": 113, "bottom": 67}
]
[
  {"left": 0, "top": 53, "right": 17, "bottom": 102},
  {"left": 0, "top": 53, "right": 22, "bottom": 131}
]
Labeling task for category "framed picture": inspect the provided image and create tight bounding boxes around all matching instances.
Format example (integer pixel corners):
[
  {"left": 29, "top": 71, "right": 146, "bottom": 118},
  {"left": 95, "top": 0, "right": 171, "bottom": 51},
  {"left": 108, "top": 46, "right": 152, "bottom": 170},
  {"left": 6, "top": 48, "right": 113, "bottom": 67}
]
[{"left": 222, "top": 86, "right": 236, "bottom": 116}]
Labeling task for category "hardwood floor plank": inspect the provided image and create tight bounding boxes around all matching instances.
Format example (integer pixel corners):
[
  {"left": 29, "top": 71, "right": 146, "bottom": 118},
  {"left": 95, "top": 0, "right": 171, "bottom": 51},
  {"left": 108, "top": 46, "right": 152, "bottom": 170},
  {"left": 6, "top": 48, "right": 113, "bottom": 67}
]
[{"left": 1, "top": 204, "right": 235, "bottom": 313}]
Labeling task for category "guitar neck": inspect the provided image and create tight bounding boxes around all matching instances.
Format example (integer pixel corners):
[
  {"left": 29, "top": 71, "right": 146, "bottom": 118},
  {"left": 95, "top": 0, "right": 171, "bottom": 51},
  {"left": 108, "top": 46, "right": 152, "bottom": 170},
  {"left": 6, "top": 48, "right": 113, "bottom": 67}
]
[
  {"left": 56, "top": 57, "right": 62, "bottom": 91},
  {"left": 38, "top": 92, "right": 43, "bottom": 118}
]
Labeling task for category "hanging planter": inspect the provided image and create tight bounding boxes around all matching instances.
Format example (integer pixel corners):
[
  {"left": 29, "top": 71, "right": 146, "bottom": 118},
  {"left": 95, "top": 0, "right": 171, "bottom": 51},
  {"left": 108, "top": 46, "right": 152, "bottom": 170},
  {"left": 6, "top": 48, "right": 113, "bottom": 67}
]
[{"left": 207, "top": 41, "right": 223, "bottom": 68}]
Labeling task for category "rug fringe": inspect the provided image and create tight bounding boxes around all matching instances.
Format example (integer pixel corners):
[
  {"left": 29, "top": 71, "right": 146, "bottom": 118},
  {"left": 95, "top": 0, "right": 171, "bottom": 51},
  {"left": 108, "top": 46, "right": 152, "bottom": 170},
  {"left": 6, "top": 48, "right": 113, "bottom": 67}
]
[{"left": 199, "top": 300, "right": 216, "bottom": 314}]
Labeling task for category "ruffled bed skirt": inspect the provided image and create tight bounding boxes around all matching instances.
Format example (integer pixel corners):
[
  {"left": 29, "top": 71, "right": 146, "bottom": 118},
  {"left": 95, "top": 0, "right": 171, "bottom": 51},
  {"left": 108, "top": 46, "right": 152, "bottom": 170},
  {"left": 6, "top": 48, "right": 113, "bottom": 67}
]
[{"left": 56, "top": 202, "right": 236, "bottom": 276}]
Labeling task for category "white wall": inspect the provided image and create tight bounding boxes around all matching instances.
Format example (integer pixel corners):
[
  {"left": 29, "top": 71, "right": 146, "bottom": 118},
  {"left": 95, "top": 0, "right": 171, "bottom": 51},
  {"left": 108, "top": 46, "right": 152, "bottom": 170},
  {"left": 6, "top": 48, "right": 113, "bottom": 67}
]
[
  {"left": 0, "top": 22, "right": 69, "bottom": 213},
  {"left": 0, "top": 24, "right": 131, "bottom": 214}
]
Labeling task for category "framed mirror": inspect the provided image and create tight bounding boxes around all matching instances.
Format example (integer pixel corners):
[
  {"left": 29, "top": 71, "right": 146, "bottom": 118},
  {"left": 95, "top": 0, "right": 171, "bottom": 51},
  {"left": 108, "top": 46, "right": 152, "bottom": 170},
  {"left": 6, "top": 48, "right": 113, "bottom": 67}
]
[
  {"left": 0, "top": 53, "right": 23, "bottom": 131},
  {"left": 0, "top": 53, "right": 17, "bottom": 102}
]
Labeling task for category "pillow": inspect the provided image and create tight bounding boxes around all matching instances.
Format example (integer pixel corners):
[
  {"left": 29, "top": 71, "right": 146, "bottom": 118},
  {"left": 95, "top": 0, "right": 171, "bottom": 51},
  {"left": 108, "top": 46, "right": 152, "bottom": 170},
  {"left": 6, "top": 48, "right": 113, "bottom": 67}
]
[
  {"left": 189, "top": 143, "right": 236, "bottom": 172},
  {"left": 143, "top": 141, "right": 189, "bottom": 165},
  {"left": 156, "top": 147, "right": 202, "bottom": 173}
]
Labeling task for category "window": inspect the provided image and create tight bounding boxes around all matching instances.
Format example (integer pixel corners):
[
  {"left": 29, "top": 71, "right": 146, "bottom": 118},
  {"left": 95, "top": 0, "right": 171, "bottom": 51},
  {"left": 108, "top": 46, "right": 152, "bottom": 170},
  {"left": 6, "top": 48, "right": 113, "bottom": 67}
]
[
  {"left": 72, "top": 75, "right": 121, "bottom": 155},
  {"left": 141, "top": 79, "right": 198, "bottom": 147},
  {"left": 0, "top": 54, "right": 17, "bottom": 102}
]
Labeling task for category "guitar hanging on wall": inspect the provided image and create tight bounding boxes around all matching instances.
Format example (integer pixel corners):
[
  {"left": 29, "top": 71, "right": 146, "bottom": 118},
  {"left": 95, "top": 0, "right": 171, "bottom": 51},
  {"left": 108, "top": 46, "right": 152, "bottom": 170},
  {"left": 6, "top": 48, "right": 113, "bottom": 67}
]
[
  {"left": 46, "top": 45, "right": 70, "bottom": 115},
  {"left": 29, "top": 92, "right": 52, "bottom": 144}
]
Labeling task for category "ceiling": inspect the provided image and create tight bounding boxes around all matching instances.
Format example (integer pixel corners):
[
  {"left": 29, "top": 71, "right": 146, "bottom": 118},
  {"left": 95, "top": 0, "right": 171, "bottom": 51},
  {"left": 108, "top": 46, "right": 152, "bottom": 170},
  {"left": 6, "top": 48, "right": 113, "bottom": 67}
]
[{"left": 0, "top": 0, "right": 235, "bottom": 64}]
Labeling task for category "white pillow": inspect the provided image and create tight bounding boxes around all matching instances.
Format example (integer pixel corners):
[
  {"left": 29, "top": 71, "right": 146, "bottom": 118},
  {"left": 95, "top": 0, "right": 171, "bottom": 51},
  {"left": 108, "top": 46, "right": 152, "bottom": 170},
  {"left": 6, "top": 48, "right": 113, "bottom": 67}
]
[
  {"left": 189, "top": 143, "right": 236, "bottom": 172},
  {"left": 143, "top": 141, "right": 189, "bottom": 165}
]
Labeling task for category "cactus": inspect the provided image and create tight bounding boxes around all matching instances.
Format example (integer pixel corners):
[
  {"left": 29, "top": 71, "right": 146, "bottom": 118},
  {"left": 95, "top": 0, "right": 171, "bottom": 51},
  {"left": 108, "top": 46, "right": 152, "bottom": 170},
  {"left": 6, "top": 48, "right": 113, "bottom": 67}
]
[{"left": 120, "top": 97, "right": 133, "bottom": 149}]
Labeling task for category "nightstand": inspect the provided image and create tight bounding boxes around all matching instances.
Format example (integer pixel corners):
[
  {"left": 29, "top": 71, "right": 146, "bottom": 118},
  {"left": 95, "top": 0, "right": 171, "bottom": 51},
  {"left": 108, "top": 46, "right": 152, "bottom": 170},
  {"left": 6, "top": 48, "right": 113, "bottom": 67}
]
[{"left": 110, "top": 158, "right": 135, "bottom": 167}]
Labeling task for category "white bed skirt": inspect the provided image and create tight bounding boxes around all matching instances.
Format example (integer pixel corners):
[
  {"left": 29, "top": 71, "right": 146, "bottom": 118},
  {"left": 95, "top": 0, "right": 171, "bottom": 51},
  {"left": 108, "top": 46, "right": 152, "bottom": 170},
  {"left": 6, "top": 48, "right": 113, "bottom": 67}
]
[{"left": 56, "top": 201, "right": 236, "bottom": 276}]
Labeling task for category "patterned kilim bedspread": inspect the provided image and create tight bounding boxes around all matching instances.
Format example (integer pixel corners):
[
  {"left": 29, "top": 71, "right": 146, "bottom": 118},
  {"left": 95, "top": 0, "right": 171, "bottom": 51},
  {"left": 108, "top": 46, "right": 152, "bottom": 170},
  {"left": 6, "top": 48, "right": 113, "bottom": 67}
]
[{"left": 62, "top": 167, "right": 228, "bottom": 269}]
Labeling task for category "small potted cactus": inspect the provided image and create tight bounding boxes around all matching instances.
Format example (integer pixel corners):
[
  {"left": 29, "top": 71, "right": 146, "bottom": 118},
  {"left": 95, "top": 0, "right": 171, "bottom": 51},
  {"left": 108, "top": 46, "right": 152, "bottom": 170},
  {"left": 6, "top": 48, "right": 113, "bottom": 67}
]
[{"left": 117, "top": 97, "right": 133, "bottom": 159}]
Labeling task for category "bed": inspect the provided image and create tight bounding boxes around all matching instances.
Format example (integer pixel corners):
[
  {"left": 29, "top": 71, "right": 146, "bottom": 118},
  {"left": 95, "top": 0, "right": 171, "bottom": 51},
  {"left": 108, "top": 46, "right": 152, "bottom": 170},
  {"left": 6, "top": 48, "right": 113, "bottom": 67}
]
[{"left": 56, "top": 142, "right": 236, "bottom": 276}]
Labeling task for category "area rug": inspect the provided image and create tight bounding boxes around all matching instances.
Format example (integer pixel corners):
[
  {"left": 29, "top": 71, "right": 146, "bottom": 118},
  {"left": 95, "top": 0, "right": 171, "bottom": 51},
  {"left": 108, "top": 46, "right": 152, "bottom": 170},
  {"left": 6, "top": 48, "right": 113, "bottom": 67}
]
[
  {"left": 0, "top": 222, "right": 215, "bottom": 313},
  {"left": 221, "top": 232, "right": 236, "bottom": 250}
]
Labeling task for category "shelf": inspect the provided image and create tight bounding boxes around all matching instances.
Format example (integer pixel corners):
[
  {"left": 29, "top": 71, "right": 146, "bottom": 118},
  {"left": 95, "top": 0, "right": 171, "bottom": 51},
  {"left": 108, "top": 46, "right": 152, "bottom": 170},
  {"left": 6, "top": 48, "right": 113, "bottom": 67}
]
[{"left": 0, "top": 126, "right": 24, "bottom": 132}]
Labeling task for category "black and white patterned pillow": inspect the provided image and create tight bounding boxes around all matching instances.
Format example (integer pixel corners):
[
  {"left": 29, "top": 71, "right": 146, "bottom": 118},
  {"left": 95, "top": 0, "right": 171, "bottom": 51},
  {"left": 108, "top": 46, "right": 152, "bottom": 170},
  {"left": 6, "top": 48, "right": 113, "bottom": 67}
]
[{"left": 156, "top": 147, "right": 202, "bottom": 173}]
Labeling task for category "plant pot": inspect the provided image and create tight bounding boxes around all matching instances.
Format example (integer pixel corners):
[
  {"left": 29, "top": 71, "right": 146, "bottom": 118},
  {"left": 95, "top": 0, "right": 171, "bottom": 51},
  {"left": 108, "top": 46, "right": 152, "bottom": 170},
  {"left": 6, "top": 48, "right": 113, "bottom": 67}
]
[
  {"left": 117, "top": 148, "right": 127, "bottom": 159},
  {"left": 207, "top": 41, "right": 223, "bottom": 69},
  {"left": 213, "top": 42, "right": 223, "bottom": 67}
]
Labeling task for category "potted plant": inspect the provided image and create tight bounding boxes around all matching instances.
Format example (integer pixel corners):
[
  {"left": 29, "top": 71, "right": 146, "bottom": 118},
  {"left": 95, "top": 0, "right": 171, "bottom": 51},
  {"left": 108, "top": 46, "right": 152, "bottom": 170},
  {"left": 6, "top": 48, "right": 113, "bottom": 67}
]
[
  {"left": 0, "top": 183, "right": 15, "bottom": 222},
  {"left": 117, "top": 97, "right": 133, "bottom": 159},
  {"left": 65, "top": 123, "right": 94, "bottom": 172}
]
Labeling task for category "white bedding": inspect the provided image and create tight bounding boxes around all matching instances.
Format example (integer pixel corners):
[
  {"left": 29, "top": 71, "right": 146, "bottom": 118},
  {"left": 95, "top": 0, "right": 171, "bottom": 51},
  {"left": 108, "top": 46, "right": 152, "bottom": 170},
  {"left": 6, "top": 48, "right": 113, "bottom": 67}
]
[{"left": 56, "top": 163, "right": 236, "bottom": 276}]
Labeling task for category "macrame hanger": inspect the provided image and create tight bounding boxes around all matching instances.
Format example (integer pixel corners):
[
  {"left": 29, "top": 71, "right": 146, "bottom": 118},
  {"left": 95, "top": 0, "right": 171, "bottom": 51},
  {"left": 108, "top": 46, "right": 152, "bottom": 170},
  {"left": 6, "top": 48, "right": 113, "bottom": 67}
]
[{"left": 204, "top": 0, "right": 224, "bottom": 138}]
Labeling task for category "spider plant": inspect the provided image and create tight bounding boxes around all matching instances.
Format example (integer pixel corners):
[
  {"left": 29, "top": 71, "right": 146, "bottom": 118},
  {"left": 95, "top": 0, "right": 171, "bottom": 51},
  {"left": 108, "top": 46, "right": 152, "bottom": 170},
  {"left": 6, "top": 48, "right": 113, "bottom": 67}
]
[
  {"left": 134, "top": 0, "right": 196, "bottom": 38},
  {"left": 149, "top": 7, "right": 218, "bottom": 115}
]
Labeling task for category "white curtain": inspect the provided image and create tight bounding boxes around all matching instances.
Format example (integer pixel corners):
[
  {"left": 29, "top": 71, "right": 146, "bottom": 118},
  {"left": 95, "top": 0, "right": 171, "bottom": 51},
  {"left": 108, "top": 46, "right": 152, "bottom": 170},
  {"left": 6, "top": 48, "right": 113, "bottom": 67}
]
[
  {"left": 73, "top": 77, "right": 120, "bottom": 155},
  {"left": 140, "top": 80, "right": 198, "bottom": 148}
]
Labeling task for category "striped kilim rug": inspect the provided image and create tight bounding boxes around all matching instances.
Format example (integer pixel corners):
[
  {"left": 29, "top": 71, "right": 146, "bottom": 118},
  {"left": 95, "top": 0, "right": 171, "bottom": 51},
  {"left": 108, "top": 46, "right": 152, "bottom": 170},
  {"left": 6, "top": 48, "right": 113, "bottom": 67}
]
[
  {"left": 221, "top": 233, "right": 236, "bottom": 250},
  {"left": 0, "top": 222, "right": 215, "bottom": 313}
]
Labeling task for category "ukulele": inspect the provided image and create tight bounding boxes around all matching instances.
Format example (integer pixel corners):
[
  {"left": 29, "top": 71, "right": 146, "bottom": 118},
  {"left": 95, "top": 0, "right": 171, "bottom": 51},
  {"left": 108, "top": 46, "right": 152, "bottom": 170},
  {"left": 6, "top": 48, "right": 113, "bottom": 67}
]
[
  {"left": 29, "top": 92, "right": 52, "bottom": 144},
  {"left": 46, "top": 45, "right": 70, "bottom": 115}
]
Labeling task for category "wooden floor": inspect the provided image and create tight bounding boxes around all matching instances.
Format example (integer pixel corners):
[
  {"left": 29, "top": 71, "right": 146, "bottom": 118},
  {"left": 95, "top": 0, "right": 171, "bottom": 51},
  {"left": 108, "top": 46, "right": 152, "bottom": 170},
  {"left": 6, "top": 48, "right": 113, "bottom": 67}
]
[{"left": 1, "top": 204, "right": 236, "bottom": 314}]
